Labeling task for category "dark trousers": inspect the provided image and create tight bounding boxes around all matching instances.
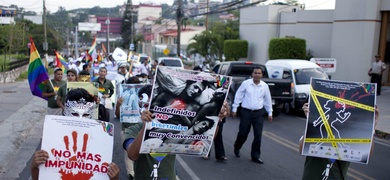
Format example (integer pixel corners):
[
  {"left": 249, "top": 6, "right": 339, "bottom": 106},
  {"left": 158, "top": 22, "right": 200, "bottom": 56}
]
[
  {"left": 234, "top": 108, "right": 264, "bottom": 159},
  {"left": 208, "top": 119, "right": 226, "bottom": 158},
  {"left": 371, "top": 74, "right": 382, "bottom": 95}
]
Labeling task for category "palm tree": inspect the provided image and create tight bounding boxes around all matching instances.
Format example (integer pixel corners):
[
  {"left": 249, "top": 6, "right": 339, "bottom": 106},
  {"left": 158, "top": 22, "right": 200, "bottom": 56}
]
[{"left": 186, "top": 31, "right": 214, "bottom": 62}]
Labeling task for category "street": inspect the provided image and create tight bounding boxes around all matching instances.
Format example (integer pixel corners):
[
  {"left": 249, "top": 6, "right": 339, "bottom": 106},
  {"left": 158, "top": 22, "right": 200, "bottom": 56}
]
[{"left": 16, "top": 110, "right": 390, "bottom": 180}]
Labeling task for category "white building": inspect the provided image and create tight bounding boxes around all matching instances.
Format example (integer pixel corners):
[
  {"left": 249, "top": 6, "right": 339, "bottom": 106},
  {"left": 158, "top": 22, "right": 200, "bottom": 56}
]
[
  {"left": 240, "top": 0, "right": 390, "bottom": 85},
  {"left": 23, "top": 15, "right": 42, "bottom": 24}
]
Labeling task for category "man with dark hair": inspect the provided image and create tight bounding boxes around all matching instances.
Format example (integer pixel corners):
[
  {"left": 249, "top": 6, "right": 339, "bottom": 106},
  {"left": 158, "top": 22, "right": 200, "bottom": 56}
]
[
  {"left": 79, "top": 63, "right": 90, "bottom": 75},
  {"left": 42, "top": 68, "right": 66, "bottom": 115},
  {"left": 31, "top": 88, "right": 120, "bottom": 180},
  {"left": 123, "top": 85, "right": 229, "bottom": 180},
  {"left": 232, "top": 67, "right": 273, "bottom": 164},
  {"left": 94, "top": 67, "right": 114, "bottom": 107},
  {"left": 368, "top": 55, "right": 386, "bottom": 95},
  {"left": 56, "top": 69, "right": 78, "bottom": 111}
]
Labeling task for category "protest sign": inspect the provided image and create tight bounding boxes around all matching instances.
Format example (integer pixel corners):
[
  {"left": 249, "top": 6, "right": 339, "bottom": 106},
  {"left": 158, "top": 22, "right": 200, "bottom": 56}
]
[
  {"left": 39, "top": 115, "right": 114, "bottom": 179},
  {"left": 302, "top": 78, "right": 376, "bottom": 164},
  {"left": 139, "top": 66, "right": 232, "bottom": 156},
  {"left": 119, "top": 84, "right": 145, "bottom": 123}
]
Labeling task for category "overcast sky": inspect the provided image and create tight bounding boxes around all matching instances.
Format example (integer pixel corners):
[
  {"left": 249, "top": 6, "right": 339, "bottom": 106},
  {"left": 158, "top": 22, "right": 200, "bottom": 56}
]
[{"left": 0, "top": 0, "right": 335, "bottom": 13}]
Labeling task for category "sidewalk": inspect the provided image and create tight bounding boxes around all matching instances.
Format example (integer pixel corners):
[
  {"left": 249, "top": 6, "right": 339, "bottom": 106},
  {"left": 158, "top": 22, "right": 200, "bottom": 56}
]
[{"left": 0, "top": 80, "right": 46, "bottom": 179}]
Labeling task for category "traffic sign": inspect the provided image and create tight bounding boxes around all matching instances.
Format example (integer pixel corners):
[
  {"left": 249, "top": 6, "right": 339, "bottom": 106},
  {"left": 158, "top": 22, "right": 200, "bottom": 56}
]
[{"left": 163, "top": 48, "right": 170, "bottom": 55}]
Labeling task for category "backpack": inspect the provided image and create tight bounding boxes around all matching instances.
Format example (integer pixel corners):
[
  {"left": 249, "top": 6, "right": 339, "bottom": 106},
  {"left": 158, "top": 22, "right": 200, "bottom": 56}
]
[{"left": 98, "top": 104, "right": 110, "bottom": 122}]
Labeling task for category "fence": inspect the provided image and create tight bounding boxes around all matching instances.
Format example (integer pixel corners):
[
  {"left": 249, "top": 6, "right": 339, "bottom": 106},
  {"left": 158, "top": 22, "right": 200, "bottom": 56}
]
[{"left": 1, "top": 58, "right": 29, "bottom": 72}]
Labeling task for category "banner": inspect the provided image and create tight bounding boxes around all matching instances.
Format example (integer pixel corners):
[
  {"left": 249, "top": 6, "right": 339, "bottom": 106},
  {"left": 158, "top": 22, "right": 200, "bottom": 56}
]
[
  {"left": 302, "top": 78, "right": 376, "bottom": 164},
  {"left": 39, "top": 115, "right": 114, "bottom": 180},
  {"left": 140, "top": 66, "right": 232, "bottom": 156},
  {"left": 119, "top": 84, "right": 145, "bottom": 123}
]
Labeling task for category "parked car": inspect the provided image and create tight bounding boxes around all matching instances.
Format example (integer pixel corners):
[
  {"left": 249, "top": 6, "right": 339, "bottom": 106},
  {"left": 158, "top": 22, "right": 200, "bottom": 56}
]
[
  {"left": 157, "top": 57, "right": 184, "bottom": 69},
  {"left": 265, "top": 59, "right": 329, "bottom": 113},
  {"left": 212, "top": 61, "right": 293, "bottom": 117}
]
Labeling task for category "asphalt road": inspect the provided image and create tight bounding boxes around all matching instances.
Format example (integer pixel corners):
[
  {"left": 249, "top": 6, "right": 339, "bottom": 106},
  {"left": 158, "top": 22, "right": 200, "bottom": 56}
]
[{"left": 17, "top": 111, "right": 390, "bottom": 180}]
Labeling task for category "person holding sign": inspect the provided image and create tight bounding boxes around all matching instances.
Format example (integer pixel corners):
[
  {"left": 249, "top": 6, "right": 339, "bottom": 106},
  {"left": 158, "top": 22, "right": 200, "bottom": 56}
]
[
  {"left": 299, "top": 103, "right": 378, "bottom": 180},
  {"left": 31, "top": 88, "right": 120, "bottom": 180},
  {"left": 123, "top": 85, "right": 230, "bottom": 179},
  {"left": 42, "top": 68, "right": 66, "bottom": 115},
  {"left": 56, "top": 69, "right": 78, "bottom": 111}
]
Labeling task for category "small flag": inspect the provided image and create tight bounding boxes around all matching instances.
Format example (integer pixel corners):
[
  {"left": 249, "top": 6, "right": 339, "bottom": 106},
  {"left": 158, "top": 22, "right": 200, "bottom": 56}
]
[
  {"left": 28, "top": 37, "right": 50, "bottom": 100},
  {"left": 89, "top": 36, "right": 97, "bottom": 60},
  {"left": 54, "top": 50, "right": 68, "bottom": 73}
]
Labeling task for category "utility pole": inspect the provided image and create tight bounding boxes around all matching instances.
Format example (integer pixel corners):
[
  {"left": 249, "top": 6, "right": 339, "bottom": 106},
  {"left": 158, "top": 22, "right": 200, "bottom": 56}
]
[
  {"left": 75, "top": 26, "right": 79, "bottom": 58},
  {"left": 43, "top": 0, "right": 48, "bottom": 52},
  {"left": 130, "top": 2, "right": 134, "bottom": 47},
  {"left": 176, "top": 0, "right": 182, "bottom": 57},
  {"left": 205, "top": 0, "right": 209, "bottom": 30},
  {"left": 106, "top": 12, "right": 110, "bottom": 54}
]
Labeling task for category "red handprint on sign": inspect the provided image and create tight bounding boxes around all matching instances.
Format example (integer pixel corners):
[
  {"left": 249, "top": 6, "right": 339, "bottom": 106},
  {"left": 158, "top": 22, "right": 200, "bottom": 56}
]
[{"left": 50, "top": 131, "right": 95, "bottom": 180}]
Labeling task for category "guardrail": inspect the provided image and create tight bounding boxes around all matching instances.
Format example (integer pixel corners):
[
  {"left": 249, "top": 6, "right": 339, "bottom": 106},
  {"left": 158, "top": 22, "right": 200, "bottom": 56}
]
[{"left": 1, "top": 58, "right": 29, "bottom": 72}]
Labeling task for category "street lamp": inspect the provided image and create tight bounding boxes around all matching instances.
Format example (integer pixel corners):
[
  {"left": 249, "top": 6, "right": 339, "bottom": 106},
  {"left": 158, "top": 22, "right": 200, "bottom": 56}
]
[{"left": 105, "top": 18, "right": 110, "bottom": 54}]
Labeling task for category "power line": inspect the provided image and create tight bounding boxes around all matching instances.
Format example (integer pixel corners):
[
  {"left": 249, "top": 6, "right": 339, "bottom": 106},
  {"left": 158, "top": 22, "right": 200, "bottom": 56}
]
[{"left": 187, "top": 0, "right": 266, "bottom": 18}]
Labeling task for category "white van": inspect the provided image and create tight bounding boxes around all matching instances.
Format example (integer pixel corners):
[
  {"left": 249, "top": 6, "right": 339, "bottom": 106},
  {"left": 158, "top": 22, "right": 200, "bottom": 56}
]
[
  {"left": 157, "top": 57, "right": 184, "bottom": 69},
  {"left": 265, "top": 59, "right": 328, "bottom": 113}
]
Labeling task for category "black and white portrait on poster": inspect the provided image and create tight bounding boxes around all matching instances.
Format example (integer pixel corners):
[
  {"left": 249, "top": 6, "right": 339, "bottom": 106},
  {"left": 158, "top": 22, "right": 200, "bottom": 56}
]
[
  {"left": 119, "top": 84, "right": 144, "bottom": 123},
  {"left": 302, "top": 78, "right": 376, "bottom": 164},
  {"left": 139, "top": 66, "right": 232, "bottom": 156}
]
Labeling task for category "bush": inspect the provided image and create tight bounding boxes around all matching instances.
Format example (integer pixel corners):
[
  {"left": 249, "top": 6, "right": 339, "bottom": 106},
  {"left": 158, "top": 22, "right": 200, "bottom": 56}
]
[
  {"left": 224, "top": 40, "right": 248, "bottom": 61},
  {"left": 268, "top": 38, "right": 307, "bottom": 59}
]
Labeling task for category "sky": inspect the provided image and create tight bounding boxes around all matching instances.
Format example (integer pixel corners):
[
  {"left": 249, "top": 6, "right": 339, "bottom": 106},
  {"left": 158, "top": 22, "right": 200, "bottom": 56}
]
[{"left": 0, "top": 0, "right": 335, "bottom": 13}]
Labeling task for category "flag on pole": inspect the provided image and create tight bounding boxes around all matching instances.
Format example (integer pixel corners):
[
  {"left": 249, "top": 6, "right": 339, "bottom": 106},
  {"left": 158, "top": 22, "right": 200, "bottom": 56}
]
[
  {"left": 28, "top": 37, "right": 50, "bottom": 100},
  {"left": 101, "top": 42, "right": 107, "bottom": 56},
  {"left": 89, "top": 36, "right": 97, "bottom": 60},
  {"left": 54, "top": 50, "right": 68, "bottom": 73}
]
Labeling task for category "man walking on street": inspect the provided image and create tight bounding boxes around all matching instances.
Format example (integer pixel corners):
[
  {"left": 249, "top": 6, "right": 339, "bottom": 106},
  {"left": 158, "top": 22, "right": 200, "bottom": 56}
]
[
  {"left": 94, "top": 67, "right": 114, "bottom": 107},
  {"left": 231, "top": 67, "right": 273, "bottom": 164},
  {"left": 368, "top": 55, "right": 386, "bottom": 95},
  {"left": 42, "top": 68, "right": 65, "bottom": 115}
]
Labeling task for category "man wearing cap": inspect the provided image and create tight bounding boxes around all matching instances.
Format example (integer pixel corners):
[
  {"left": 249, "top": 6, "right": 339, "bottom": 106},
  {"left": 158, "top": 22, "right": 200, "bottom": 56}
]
[
  {"left": 368, "top": 55, "right": 386, "bottom": 95},
  {"left": 42, "top": 68, "right": 66, "bottom": 115},
  {"left": 68, "top": 59, "right": 79, "bottom": 74}
]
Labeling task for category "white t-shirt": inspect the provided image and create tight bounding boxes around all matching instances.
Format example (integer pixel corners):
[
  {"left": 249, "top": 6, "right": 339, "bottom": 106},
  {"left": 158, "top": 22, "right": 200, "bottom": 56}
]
[{"left": 371, "top": 61, "right": 386, "bottom": 74}]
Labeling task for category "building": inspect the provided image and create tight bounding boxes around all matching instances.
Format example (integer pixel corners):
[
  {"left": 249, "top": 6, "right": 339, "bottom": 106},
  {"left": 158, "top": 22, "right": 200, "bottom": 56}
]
[
  {"left": 239, "top": 0, "right": 390, "bottom": 85},
  {"left": 0, "top": 7, "right": 16, "bottom": 24},
  {"left": 96, "top": 16, "right": 122, "bottom": 37},
  {"left": 24, "top": 15, "right": 42, "bottom": 24},
  {"left": 137, "top": 4, "right": 161, "bottom": 24}
]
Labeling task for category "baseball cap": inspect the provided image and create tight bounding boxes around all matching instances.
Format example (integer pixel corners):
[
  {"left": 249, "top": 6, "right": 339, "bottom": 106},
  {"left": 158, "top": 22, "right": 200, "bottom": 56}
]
[{"left": 54, "top": 67, "right": 62, "bottom": 73}]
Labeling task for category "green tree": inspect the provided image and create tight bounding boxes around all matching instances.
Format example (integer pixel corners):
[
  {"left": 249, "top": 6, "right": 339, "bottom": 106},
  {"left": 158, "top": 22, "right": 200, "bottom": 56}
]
[
  {"left": 46, "top": 6, "right": 71, "bottom": 42},
  {"left": 187, "top": 31, "right": 214, "bottom": 62},
  {"left": 208, "top": 21, "right": 239, "bottom": 61},
  {"left": 121, "top": 0, "right": 133, "bottom": 49}
]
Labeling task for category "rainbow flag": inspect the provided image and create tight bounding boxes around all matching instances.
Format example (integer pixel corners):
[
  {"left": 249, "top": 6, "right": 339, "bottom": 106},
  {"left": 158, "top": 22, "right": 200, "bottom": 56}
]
[
  {"left": 89, "top": 36, "right": 97, "bottom": 60},
  {"left": 28, "top": 37, "right": 50, "bottom": 100},
  {"left": 101, "top": 42, "right": 107, "bottom": 55},
  {"left": 54, "top": 50, "right": 68, "bottom": 72}
]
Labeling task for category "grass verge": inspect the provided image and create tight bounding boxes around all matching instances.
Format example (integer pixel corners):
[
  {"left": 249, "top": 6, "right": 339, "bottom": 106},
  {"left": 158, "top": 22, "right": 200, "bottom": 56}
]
[{"left": 16, "top": 68, "right": 54, "bottom": 81}]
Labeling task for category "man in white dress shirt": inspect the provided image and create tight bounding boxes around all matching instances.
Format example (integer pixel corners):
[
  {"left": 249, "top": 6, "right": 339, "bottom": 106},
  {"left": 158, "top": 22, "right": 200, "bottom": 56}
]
[
  {"left": 368, "top": 55, "right": 386, "bottom": 95},
  {"left": 231, "top": 67, "right": 273, "bottom": 164}
]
